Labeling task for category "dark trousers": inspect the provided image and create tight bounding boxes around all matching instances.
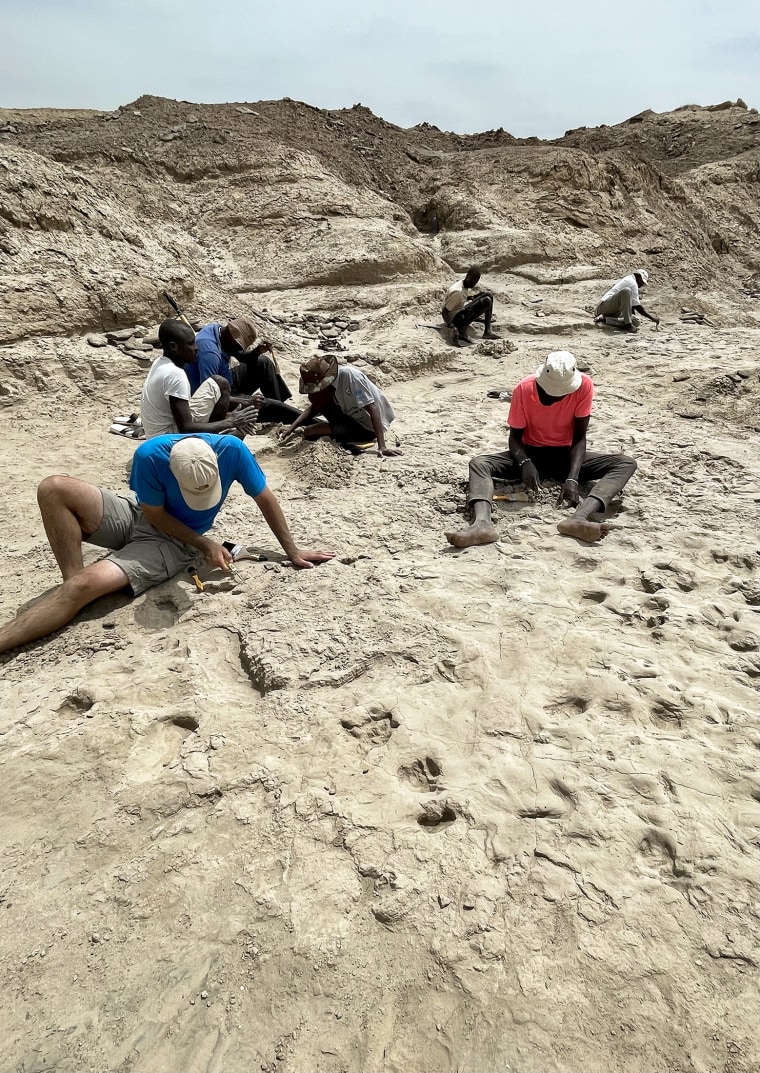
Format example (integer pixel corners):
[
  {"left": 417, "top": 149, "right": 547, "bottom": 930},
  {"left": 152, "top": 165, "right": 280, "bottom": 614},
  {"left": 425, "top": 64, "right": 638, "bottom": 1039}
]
[
  {"left": 442, "top": 293, "right": 493, "bottom": 331},
  {"left": 468, "top": 447, "right": 637, "bottom": 512},
  {"left": 317, "top": 401, "right": 376, "bottom": 444},
  {"left": 232, "top": 354, "right": 293, "bottom": 402}
]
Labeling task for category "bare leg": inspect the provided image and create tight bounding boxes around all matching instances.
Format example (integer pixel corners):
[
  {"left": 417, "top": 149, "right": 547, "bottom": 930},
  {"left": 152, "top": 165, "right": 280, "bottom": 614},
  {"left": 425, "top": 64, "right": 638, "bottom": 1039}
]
[
  {"left": 0, "top": 559, "right": 129, "bottom": 655},
  {"left": 446, "top": 500, "right": 498, "bottom": 548},
  {"left": 37, "top": 476, "right": 105, "bottom": 580},
  {"left": 482, "top": 297, "right": 499, "bottom": 337},
  {"left": 208, "top": 376, "right": 232, "bottom": 422},
  {"left": 557, "top": 495, "right": 611, "bottom": 542},
  {"left": 303, "top": 422, "right": 335, "bottom": 440}
]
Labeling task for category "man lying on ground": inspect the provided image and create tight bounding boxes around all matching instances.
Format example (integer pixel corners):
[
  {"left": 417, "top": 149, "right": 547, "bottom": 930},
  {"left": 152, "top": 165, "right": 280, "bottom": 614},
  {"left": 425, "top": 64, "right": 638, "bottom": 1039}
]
[
  {"left": 442, "top": 265, "right": 500, "bottom": 347},
  {"left": 445, "top": 351, "right": 637, "bottom": 547},
  {"left": 0, "top": 435, "right": 334, "bottom": 656},
  {"left": 189, "top": 316, "right": 299, "bottom": 422},
  {"left": 594, "top": 269, "right": 659, "bottom": 332},
  {"left": 278, "top": 355, "right": 401, "bottom": 457},
  {"left": 141, "top": 319, "right": 258, "bottom": 438}
]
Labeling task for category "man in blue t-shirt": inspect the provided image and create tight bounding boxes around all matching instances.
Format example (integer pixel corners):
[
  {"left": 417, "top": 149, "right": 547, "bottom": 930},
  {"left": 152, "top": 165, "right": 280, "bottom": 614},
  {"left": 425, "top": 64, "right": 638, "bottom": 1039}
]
[
  {"left": 0, "top": 435, "right": 334, "bottom": 655},
  {"left": 188, "top": 317, "right": 298, "bottom": 424}
]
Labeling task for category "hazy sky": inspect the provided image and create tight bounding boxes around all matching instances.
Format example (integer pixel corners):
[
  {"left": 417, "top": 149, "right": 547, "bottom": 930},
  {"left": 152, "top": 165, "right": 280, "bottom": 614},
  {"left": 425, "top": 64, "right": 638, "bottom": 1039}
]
[{"left": 1, "top": 0, "right": 758, "bottom": 137}]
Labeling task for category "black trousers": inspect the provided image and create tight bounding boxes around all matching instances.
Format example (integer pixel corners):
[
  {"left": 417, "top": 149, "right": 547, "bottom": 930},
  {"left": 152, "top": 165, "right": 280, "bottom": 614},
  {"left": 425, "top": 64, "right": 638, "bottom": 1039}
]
[
  {"left": 468, "top": 447, "right": 637, "bottom": 511},
  {"left": 232, "top": 354, "right": 293, "bottom": 402},
  {"left": 442, "top": 293, "right": 493, "bottom": 331}
]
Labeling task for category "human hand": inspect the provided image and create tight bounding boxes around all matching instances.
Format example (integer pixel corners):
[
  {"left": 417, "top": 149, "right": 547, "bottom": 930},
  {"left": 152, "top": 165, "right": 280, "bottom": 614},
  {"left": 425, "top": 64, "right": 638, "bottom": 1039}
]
[
  {"left": 277, "top": 425, "right": 294, "bottom": 442},
  {"left": 377, "top": 446, "right": 402, "bottom": 457},
  {"left": 288, "top": 548, "right": 336, "bottom": 570},
  {"left": 521, "top": 460, "right": 540, "bottom": 493},
  {"left": 199, "top": 538, "right": 232, "bottom": 571},
  {"left": 230, "top": 405, "right": 259, "bottom": 428},
  {"left": 257, "top": 340, "right": 273, "bottom": 354},
  {"left": 556, "top": 479, "right": 580, "bottom": 507}
]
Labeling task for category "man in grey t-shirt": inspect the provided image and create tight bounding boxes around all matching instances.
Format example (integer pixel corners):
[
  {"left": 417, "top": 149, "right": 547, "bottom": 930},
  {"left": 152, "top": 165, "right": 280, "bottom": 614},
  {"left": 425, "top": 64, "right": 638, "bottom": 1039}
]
[{"left": 278, "top": 355, "right": 401, "bottom": 457}]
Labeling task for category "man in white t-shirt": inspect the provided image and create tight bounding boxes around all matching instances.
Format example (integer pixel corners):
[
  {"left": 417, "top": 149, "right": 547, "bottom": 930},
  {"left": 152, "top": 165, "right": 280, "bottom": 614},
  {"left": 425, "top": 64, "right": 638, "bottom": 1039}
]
[
  {"left": 594, "top": 270, "right": 660, "bottom": 332},
  {"left": 140, "top": 320, "right": 258, "bottom": 439},
  {"left": 442, "top": 265, "right": 499, "bottom": 347}
]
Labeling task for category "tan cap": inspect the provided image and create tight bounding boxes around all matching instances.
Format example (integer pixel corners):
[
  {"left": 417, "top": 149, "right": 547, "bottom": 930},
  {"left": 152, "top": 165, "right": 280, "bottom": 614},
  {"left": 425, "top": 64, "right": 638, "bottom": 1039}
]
[
  {"left": 169, "top": 437, "right": 223, "bottom": 512},
  {"left": 226, "top": 317, "right": 258, "bottom": 352}
]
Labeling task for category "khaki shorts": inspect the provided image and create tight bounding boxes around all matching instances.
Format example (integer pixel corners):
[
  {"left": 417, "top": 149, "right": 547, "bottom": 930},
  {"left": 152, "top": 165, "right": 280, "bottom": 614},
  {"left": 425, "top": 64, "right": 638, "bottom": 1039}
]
[
  {"left": 188, "top": 377, "right": 222, "bottom": 423},
  {"left": 86, "top": 489, "right": 198, "bottom": 596}
]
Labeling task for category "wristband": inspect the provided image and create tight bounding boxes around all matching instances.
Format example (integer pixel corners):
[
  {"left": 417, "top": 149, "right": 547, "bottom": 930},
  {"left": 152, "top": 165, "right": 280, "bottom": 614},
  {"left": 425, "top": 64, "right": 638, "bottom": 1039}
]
[
  {"left": 519, "top": 458, "right": 531, "bottom": 467},
  {"left": 566, "top": 479, "right": 578, "bottom": 484}
]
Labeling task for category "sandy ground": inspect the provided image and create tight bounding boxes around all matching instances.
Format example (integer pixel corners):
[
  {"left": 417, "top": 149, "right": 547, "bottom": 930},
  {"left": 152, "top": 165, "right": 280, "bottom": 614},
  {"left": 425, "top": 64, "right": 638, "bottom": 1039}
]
[{"left": 0, "top": 275, "right": 758, "bottom": 1073}]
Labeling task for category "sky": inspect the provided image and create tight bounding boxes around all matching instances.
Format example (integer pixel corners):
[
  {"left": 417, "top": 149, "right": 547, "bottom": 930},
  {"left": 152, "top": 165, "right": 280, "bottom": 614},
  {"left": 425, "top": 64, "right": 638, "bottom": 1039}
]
[{"left": 1, "top": 0, "right": 758, "bottom": 137}]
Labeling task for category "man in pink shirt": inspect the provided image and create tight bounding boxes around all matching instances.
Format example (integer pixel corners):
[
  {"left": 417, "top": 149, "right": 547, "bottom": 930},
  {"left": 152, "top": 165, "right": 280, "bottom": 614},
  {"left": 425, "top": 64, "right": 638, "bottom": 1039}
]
[{"left": 446, "top": 352, "right": 637, "bottom": 546}]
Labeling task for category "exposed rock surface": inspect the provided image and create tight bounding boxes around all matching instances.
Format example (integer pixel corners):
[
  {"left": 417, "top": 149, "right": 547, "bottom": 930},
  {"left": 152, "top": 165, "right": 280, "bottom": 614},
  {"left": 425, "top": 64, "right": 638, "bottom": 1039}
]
[{"left": 0, "top": 96, "right": 758, "bottom": 1073}]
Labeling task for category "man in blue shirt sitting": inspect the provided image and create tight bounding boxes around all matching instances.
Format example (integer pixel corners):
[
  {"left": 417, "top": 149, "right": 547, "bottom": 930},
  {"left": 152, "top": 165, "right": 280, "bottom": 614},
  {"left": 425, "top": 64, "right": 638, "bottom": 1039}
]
[
  {"left": 0, "top": 435, "right": 334, "bottom": 655},
  {"left": 189, "top": 316, "right": 299, "bottom": 424}
]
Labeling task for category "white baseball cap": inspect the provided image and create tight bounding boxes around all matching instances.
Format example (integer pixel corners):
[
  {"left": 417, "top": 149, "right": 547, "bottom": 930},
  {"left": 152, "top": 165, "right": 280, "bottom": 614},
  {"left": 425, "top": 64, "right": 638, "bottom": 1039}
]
[{"left": 169, "top": 437, "right": 222, "bottom": 511}]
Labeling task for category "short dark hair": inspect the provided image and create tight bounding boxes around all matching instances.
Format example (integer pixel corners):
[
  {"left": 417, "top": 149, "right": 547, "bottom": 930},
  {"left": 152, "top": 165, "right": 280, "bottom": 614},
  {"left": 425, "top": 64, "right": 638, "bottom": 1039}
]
[
  {"left": 464, "top": 265, "right": 482, "bottom": 284},
  {"left": 158, "top": 318, "right": 195, "bottom": 351}
]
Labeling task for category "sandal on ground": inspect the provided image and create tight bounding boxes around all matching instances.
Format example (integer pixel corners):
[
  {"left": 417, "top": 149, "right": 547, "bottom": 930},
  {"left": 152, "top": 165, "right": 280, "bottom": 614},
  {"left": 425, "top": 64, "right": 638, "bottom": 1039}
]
[{"left": 109, "top": 423, "right": 145, "bottom": 439}]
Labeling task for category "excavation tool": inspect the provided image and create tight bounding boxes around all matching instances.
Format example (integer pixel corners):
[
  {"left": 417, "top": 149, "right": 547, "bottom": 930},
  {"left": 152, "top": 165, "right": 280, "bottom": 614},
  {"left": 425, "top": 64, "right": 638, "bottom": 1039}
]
[{"left": 163, "top": 291, "right": 194, "bottom": 329}]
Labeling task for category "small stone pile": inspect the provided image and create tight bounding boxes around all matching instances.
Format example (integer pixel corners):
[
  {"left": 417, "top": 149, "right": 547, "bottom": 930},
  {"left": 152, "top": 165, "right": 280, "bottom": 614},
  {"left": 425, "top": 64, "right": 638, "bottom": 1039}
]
[
  {"left": 261, "top": 311, "right": 361, "bottom": 353},
  {"left": 86, "top": 325, "right": 162, "bottom": 365}
]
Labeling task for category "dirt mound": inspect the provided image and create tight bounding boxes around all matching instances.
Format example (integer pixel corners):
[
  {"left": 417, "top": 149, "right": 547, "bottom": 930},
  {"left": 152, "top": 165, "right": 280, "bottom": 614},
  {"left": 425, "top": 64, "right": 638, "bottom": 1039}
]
[{"left": 1, "top": 95, "right": 757, "bottom": 344}]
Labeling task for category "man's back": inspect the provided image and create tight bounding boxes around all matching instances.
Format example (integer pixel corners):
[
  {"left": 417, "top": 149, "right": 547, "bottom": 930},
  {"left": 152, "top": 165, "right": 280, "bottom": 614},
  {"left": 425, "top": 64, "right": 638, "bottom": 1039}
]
[
  {"left": 141, "top": 356, "right": 191, "bottom": 438},
  {"left": 334, "top": 365, "right": 395, "bottom": 430},
  {"left": 130, "top": 434, "right": 267, "bottom": 532},
  {"left": 601, "top": 274, "right": 640, "bottom": 306},
  {"left": 188, "top": 323, "right": 228, "bottom": 393}
]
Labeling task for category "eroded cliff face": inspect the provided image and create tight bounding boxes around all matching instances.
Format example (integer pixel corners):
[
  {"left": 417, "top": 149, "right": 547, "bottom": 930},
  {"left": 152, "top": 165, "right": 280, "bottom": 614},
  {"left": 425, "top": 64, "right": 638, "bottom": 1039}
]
[
  {"left": 0, "top": 95, "right": 757, "bottom": 344},
  {"left": 0, "top": 96, "right": 758, "bottom": 1073}
]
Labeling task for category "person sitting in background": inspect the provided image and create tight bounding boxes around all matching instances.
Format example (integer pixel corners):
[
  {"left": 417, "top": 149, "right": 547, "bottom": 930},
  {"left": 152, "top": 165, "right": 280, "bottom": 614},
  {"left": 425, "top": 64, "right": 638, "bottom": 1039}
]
[
  {"left": 278, "top": 355, "right": 401, "bottom": 457},
  {"left": 141, "top": 319, "right": 258, "bottom": 439},
  {"left": 442, "top": 265, "right": 499, "bottom": 347},
  {"left": 594, "top": 270, "right": 659, "bottom": 332},
  {"left": 445, "top": 351, "right": 637, "bottom": 547},
  {"left": 188, "top": 316, "right": 298, "bottom": 422}
]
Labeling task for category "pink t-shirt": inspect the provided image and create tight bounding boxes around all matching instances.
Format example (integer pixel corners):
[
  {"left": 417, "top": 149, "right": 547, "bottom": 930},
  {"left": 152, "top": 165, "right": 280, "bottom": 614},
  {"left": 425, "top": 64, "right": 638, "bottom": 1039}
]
[{"left": 508, "top": 374, "right": 594, "bottom": 447}]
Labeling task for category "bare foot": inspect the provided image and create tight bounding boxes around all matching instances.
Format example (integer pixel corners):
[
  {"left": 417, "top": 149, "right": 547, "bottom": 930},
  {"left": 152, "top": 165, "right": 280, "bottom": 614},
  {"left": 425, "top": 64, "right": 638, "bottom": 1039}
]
[
  {"left": 445, "top": 521, "right": 499, "bottom": 548},
  {"left": 483, "top": 330, "right": 501, "bottom": 339},
  {"left": 557, "top": 518, "right": 611, "bottom": 542}
]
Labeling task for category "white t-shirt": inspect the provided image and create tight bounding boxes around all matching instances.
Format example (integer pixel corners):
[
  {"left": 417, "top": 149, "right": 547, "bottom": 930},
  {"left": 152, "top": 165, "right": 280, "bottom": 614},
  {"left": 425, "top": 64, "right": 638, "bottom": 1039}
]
[
  {"left": 601, "top": 274, "right": 641, "bottom": 307},
  {"left": 141, "top": 356, "right": 191, "bottom": 439},
  {"left": 443, "top": 280, "right": 474, "bottom": 315}
]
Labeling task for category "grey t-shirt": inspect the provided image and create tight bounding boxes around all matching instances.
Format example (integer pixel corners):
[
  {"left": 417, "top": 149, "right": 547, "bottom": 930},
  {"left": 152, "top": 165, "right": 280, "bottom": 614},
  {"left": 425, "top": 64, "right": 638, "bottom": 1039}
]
[{"left": 333, "top": 365, "right": 394, "bottom": 431}]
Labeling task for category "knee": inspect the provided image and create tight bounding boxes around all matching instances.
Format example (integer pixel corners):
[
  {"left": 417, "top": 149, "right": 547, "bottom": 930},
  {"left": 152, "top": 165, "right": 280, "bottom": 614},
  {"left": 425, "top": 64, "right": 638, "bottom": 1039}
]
[
  {"left": 61, "top": 566, "right": 115, "bottom": 607},
  {"left": 617, "top": 455, "right": 637, "bottom": 477},
  {"left": 212, "top": 375, "right": 229, "bottom": 395},
  {"left": 469, "top": 455, "right": 492, "bottom": 478},
  {"left": 37, "top": 474, "right": 68, "bottom": 509}
]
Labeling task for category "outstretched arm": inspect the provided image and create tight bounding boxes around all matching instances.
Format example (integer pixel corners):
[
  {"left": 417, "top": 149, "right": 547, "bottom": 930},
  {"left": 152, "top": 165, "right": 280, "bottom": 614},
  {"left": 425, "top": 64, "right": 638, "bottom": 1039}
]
[
  {"left": 633, "top": 303, "right": 660, "bottom": 324},
  {"left": 278, "top": 402, "right": 314, "bottom": 441},
  {"left": 363, "top": 402, "right": 401, "bottom": 457},
  {"left": 253, "top": 487, "right": 334, "bottom": 568}
]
